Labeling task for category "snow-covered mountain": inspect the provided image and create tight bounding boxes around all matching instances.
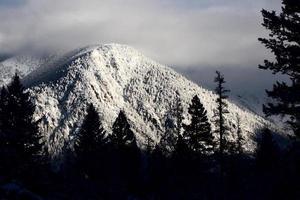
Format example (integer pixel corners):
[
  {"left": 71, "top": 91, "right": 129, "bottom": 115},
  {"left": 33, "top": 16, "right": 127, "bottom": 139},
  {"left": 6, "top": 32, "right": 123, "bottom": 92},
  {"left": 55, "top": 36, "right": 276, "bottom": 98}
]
[{"left": 0, "top": 44, "right": 279, "bottom": 156}]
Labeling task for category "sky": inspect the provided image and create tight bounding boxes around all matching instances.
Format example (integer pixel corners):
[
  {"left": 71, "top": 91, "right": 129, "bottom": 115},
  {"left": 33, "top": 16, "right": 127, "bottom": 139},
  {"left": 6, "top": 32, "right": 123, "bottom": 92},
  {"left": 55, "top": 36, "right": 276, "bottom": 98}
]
[{"left": 0, "top": 0, "right": 281, "bottom": 68}]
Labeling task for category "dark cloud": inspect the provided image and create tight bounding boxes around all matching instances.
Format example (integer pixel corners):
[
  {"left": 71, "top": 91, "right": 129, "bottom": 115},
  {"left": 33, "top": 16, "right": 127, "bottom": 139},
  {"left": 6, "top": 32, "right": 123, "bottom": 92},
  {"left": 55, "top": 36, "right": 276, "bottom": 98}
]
[
  {"left": 0, "top": 0, "right": 281, "bottom": 68},
  {"left": 177, "top": 66, "right": 286, "bottom": 96}
]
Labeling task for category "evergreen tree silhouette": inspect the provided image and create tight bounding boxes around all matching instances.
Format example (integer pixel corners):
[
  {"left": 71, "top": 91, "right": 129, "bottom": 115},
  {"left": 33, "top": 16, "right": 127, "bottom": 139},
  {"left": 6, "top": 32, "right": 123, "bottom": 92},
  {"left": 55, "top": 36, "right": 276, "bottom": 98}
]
[
  {"left": 174, "top": 134, "right": 190, "bottom": 159},
  {"left": 173, "top": 134, "right": 190, "bottom": 176},
  {"left": 236, "top": 115, "right": 244, "bottom": 155},
  {"left": 148, "top": 144, "right": 165, "bottom": 198},
  {"left": 111, "top": 110, "right": 136, "bottom": 148},
  {"left": 174, "top": 91, "right": 184, "bottom": 137},
  {"left": 214, "top": 71, "right": 230, "bottom": 185},
  {"left": 172, "top": 134, "right": 194, "bottom": 197},
  {"left": 256, "top": 128, "right": 279, "bottom": 172},
  {"left": 160, "top": 111, "right": 177, "bottom": 156},
  {"left": 214, "top": 71, "right": 230, "bottom": 177},
  {"left": 74, "top": 103, "right": 107, "bottom": 179},
  {"left": 0, "top": 86, "right": 8, "bottom": 130},
  {"left": 258, "top": 0, "right": 300, "bottom": 138},
  {"left": 111, "top": 110, "right": 140, "bottom": 195},
  {"left": 0, "top": 73, "right": 43, "bottom": 180},
  {"left": 0, "top": 86, "right": 9, "bottom": 175},
  {"left": 160, "top": 91, "right": 184, "bottom": 156},
  {"left": 183, "top": 95, "right": 214, "bottom": 154}
]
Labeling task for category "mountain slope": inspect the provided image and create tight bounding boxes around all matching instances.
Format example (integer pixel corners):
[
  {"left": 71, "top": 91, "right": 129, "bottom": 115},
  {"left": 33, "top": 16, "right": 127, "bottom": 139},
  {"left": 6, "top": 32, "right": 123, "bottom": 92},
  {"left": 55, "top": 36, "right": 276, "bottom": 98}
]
[
  {"left": 12, "top": 44, "right": 275, "bottom": 156},
  {"left": 0, "top": 54, "right": 56, "bottom": 86}
]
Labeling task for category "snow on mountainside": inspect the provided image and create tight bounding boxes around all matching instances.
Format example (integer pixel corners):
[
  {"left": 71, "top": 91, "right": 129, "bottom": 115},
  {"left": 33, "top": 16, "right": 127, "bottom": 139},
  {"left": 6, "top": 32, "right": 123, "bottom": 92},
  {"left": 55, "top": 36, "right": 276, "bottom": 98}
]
[
  {"left": 0, "top": 54, "right": 55, "bottom": 86},
  {"left": 9, "top": 44, "right": 276, "bottom": 157}
]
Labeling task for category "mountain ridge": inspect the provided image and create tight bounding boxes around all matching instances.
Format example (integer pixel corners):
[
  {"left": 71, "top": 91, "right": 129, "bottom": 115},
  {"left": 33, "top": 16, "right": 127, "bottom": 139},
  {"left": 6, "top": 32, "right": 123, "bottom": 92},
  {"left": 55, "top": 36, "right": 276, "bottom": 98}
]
[{"left": 0, "top": 44, "right": 279, "bottom": 156}]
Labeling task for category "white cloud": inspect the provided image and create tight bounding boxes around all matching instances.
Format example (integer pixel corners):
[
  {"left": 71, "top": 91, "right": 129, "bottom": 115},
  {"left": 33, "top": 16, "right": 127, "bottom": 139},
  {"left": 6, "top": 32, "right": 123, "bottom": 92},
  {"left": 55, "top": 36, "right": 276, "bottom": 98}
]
[{"left": 0, "top": 0, "right": 281, "bottom": 68}]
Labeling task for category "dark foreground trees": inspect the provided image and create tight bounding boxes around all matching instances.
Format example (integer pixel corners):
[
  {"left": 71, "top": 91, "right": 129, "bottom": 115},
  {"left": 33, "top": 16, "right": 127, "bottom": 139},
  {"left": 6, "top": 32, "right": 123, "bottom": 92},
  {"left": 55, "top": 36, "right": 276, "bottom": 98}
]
[
  {"left": 0, "top": 70, "right": 299, "bottom": 199},
  {"left": 0, "top": 89, "right": 298, "bottom": 199},
  {"left": 214, "top": 71, "right": 230, "bottom": 176},
  {"left": 110, "top": 110, "right": 141, "bottom": 196},
  {"left": 258, "top": 0, "right": 300, "bottom": 138},
  {"left": 257, "top": 2, "right": 300, "bottom": 198},
  {"left": 0, "top": 74, "right": 44, "bottom": 182},
  {"left": 74, "top": 103, "right": 107, "bottom": 180},
  {"left": 183, "top": 95, "right": 214, "bottom": 154},
  {"left": 256, "top": 128, "right": 279, "bottom": 171}
]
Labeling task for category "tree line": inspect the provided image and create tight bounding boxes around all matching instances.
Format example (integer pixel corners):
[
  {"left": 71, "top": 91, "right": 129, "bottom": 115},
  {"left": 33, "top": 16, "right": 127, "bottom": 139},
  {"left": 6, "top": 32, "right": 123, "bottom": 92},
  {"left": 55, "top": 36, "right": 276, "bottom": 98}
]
[{"left": 0, "top": 71, "right": 296, "bottom": 199}]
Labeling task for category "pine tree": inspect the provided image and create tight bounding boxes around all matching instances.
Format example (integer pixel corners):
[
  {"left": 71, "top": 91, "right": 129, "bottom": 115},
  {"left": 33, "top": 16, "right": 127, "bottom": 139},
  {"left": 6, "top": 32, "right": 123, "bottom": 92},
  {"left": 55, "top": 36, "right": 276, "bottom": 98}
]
[
  {"left": 256, "top": 128, "right": 279, "bottom": 172},
  {"left": 213, "top": 71, "right": 230, "bottom": 181},
  {"left": 0, "top": 86, "right": 8, "bottom": 135},
  {"left": 74, "top": 103, "right": 107, "bottom": 179},
  {"left": 160, "top": 112, "right": 177, "bottom": 155},
  {"left": 258, "top": 0, "right": 300, "bottom": 138},
  {"left": 174, "top": 134, "right": 190, "bottom": 158},
  {"left": 0, "top": 86, "right": 9, "bottom": 174},
  {"left": 111, "top": 110, "right": 136, "bottom": 148},
  {"left": 148, "top": 144, "right": 165, "bottom": 195},
  {"left": 74, "top": 103, "right": 106, "bottom": 156},
  {"left": 0, "top": 86, "right": 8, "bottom": 130},
  {"left": 172, "top": 134, "right": 192, "bottom": 192},
  {"left": 183, "top": 95, "right": 214, "bottom": 154},
  {"left": 236, "top": 115, "right": 244, "bottom": 155},
  {"left": 111, "top": 110, "right": 140, "bottom": 193},
  {"left": 175, "top": 91, "right": 184, "bottom": 136},
  {"left": 0, "top": 73, "right": 43, "bottom": 178},
  {"left": 160, "top": 91, "right": 184, "bottom": 155},
  {"left": 214, "top": 71, "right": 230, "bottom": 156}
]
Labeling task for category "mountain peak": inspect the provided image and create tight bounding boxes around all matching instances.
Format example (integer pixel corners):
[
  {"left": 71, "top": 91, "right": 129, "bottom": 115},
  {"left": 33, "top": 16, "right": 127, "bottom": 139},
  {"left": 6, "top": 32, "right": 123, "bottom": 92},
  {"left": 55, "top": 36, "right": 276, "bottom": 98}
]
[
  {"left": 0, "top": 44, "right": 277, "bottom": 157},
  {"left": 15, "top": 44, "right": 273, "bottom": 156}
]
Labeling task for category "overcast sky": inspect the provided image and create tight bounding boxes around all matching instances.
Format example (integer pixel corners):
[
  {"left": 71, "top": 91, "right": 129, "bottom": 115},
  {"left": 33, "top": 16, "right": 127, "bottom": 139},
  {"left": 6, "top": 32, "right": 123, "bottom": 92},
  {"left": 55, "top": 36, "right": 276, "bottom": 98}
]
[{"left": 0, "top": 0, "right": 281, "bottom": 68}]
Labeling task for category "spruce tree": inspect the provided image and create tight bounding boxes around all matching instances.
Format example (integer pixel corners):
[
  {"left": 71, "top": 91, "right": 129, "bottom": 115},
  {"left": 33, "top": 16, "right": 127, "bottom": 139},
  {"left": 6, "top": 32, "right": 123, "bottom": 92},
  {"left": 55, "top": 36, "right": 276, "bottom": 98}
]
[
  {"left": 75, "top": 103, "right": 106, "bottom": 155},
  {"left": 160, "top": 91, "right": 184, "bottom": 155},
  {"left": 258, "top": 0, "right": 300, "bottom": 137},
  {"left": 111, "top": 110, "right": 140, "bottom": 194},
  {"left": 214, "top": 71, "right": 230, "bottom": 156},
  {"left": 213, "top": 71, "right": 230, "bottom": 180},
  {"left": 148, "top": 144, "right": 165, "bottom": 195},
  {"left": 0, "top": 86, "right": 9, "bottom": 174},
  {"left": 173, "top": 134, "right": 192, "bottom": 192},
  {"left": 236, "top": 115, "right": 244, "bottom": 155},
  {"left": 160, "top": 112, "right": 177, "bottom": 155},
  {"left": 0, "top": 86, "right": 8, "bottom": 134},
  {"left": 0, "top": 86, "right": 8, "bottom": 130},
  {"left": 111, "top": 110, "right": 136, "bottom": 148},
  {"left": 183, "top": 95, "right": 214, "bottom": 154},
  {"left": 256, "top": 128, "right": 279, "bottom": 172},
  {"left": 0, "top": 73, "right": 43, "bottom": 178},
  {"left": 175, "top": 91, "right": 184, "bottom": 137},
  {"left": 74, "top": 103, "right": 107, "bottom": 179},
  {"left": 174, "top": 134, "right": 190, "bottom": 158}
]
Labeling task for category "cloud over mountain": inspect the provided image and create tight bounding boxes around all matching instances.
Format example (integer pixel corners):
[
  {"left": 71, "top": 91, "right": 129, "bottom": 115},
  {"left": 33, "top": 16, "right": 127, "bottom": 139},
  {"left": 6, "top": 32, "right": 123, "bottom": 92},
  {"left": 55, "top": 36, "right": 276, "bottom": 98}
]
[{"left": 0, "top": 0, "right": 280, "bottom": 68}]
